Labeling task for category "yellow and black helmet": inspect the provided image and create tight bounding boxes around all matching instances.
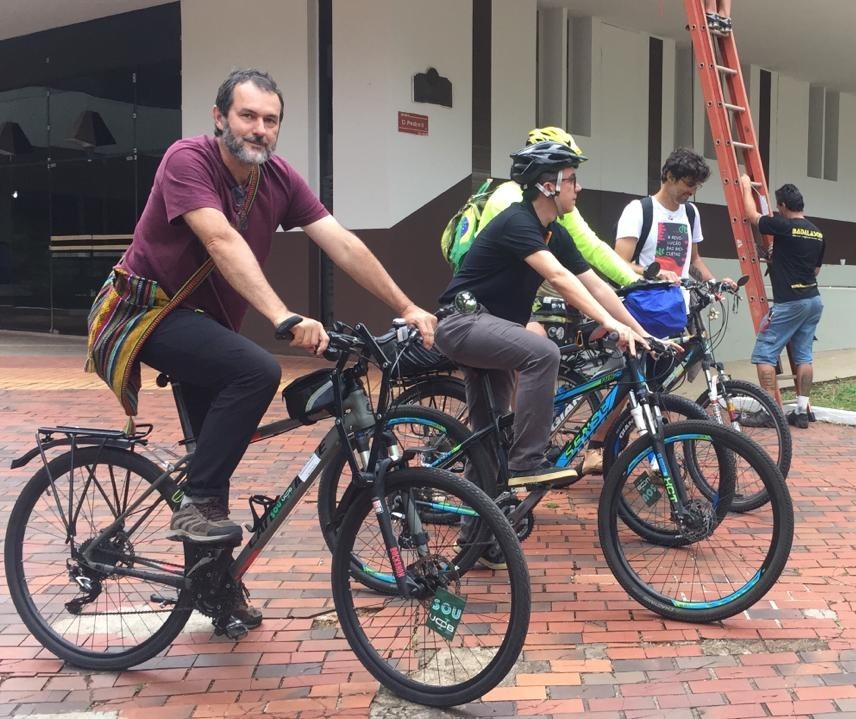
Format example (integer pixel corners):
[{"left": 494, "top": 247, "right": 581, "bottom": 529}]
[{"left": 526, "top": 126, "right": 587, "bottom": 162}]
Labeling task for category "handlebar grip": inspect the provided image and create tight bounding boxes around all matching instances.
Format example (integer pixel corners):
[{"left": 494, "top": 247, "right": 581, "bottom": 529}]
[
  {"left": 322, "top": 347, "right": 342, "bottom": 362},
  {"left": 274, "top": 315, "right": 303, "bottom": 341}
]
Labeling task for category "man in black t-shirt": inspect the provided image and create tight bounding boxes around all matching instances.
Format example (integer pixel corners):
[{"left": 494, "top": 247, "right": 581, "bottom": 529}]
[
  {"left": 740, "top": 176, "right": 825, "bottom": 429},
  {"left": 436, "top": 142, "right": 646, "bottom": 502}
]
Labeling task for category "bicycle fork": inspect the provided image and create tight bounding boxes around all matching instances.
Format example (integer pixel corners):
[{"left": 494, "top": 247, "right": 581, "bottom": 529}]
[
  {"left": 369, "top": 460, "right": 426, "bottom": 598},
  {"left": 629, "top": 393, "right": 699, "bottom": 529}
]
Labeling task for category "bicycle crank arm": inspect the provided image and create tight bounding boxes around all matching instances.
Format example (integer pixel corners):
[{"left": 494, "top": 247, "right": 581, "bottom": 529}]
[{"left": 505, "top": 490, "right": 544, "bottom": 525}]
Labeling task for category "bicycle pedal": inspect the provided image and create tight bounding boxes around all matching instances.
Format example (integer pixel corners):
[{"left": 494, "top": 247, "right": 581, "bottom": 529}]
[{"left": 213, "top": 616, "right": 248, "bottom": 640}]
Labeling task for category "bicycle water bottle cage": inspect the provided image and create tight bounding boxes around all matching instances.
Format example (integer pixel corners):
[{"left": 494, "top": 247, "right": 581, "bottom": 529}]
[{"left": 245, "top": 494, "right": 278, "bottom": 533}]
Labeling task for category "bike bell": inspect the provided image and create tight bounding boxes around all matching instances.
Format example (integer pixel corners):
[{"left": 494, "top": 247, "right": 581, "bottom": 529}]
[
  {"left": 454, "top": 291, "right": 478, "bottom": 315},
  {"left": 392, "top": 317, "right": 409, "bottom": 342}
]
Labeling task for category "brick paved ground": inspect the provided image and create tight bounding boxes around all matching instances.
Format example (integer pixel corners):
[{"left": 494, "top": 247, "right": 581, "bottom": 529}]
[{"left": 1, "top": 331, "right": 856, "bottom": 718}]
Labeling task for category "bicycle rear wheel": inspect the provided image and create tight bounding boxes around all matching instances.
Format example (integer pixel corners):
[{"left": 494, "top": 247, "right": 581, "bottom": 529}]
[
  {"left": 331, "top": 467, "right": 530, "bottom": 707},
  {"left": 696, "top": 378, "right": 791, "bottom": 510},
  {"left": 392, "top": 375, "right": 468, "bottom": 423},
  {"left": 4, "top": 447, "right": 191, "bottom": 669},
  {"left": 599, "top": 421, "right": 793, "bottom": 623}
]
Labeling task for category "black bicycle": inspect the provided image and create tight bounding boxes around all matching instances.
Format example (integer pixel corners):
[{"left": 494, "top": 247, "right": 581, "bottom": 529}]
[{"left": 5, "top": 321, "right": 530, "bottom": 708}]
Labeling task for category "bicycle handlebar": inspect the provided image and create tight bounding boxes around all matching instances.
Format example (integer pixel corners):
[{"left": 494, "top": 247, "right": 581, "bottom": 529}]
[{"left": 681, "top": 275, "right": 749, "bottom": 297}]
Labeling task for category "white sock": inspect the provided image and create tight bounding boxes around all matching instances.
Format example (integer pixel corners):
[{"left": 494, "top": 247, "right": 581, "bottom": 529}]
[
  {"left": 180, "top": 495, "right": 202, "bottom": 507},
  {"left": 797, "top": 395, "right": 809, "bottom": 413}
]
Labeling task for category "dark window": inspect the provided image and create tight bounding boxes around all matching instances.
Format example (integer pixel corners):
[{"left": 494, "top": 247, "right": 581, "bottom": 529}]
[{"left": 0, "top": 3, "right": 180, "bottom": 333}]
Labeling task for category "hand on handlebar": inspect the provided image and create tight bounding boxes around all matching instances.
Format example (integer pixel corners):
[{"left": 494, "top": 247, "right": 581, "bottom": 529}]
[
  {"left": 657, "top": 269, "right": 681, "bottom": 284},
  {"left": 651, "top": 337, "right": 685, "bottom": 356},
  {"left": 603, "top": 321, "right": 649, "bottom": 356},
  {"left": 400, "top": 304, "right": 438, "bottom": 349},
  {"left": 718, "top": 277, "right": 738, "bottom": 291},
  {"left": 277, "top": 315, "right": 329, "bottom": 356}
]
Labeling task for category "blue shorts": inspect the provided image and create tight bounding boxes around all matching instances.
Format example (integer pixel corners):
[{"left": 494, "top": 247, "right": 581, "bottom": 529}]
[{"left": 751, "top": 295, "right": 823, "bottom": 366}]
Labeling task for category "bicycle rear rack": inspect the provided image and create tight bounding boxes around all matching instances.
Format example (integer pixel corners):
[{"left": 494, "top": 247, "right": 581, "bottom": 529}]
[{"left": 10, "top": 424, "right": 152, "bottom": 470}]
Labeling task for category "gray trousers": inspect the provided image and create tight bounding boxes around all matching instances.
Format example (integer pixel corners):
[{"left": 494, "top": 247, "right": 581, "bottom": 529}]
[{"left": 435, "top": 309, "right": 560, "bottom": 472}]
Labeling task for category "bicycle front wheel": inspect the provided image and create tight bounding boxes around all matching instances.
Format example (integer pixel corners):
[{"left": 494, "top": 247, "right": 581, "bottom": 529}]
[
  {"left": 599, "top": 420, "right": 793, "bottom": 623},
  {"left": 331, "top": 467, "right": 530, "bottom": 707},
  {"left": 317, "top": 405, "right": 494, "bottom": 556},
  {"left": 696, "top": 378, "right": 792, "bottom": 510},
  {"left": 4, "top": 446, "right": 191, "bottom": 670}
]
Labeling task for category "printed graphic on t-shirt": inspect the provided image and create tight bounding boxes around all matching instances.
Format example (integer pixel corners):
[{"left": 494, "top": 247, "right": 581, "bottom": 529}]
[{"left": 654, "top": 222, "right": 690, "bottom": 275}]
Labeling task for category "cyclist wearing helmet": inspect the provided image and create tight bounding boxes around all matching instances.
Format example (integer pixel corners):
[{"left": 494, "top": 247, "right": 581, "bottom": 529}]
[
  {"left": 435, "top": 141, "right": 647, "bottom": 491},
  {"left": 478, "top": 127, "right": 638, "bottom": 290},
  {"left": 471, "top": 127, "right": 652, "bottom": 478}
]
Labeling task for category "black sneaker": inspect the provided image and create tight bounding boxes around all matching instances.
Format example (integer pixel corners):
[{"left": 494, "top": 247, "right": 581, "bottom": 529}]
[
  {"left": 454, "top": 540, "right": 507, "bottom": 571},
  {"left": 738, "top": 410, "right": 776, "bottom": 428},
  {"left": 787, "top": 411, "right": 809, "bottom": 430},
  {"left": 508, "top": 461, "right": 577, "bottom": 488},
  {"left": 167, "top": 497, "right": 242, "bottom": 544},
  {"left": 705, "top": 12, "right": 722, "bottom": 32}
]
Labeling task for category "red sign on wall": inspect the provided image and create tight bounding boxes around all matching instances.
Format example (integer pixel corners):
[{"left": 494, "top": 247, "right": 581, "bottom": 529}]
[{"left": 398, "top": 111, "right": 429, "bottom": 135}]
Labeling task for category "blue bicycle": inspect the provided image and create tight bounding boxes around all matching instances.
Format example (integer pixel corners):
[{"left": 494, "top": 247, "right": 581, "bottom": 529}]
[{"left": 331, "top": 322, "right": 795, "bottom": 623}]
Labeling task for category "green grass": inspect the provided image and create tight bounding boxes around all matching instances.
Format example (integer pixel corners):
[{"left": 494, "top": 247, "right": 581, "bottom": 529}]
[{"left": 782, "top": 377, "right": 856, "bottom": 412}]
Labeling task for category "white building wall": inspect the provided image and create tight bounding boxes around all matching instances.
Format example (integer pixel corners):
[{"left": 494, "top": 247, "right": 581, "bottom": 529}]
[
  {"left": 180, "top": 0, "right": 313, "bottom": 184},
  {"left": 594, "top": 22, "right": 649, "bottom": 195},
  {"left": 490, "top": 0, "right": 536, "bottom": 178},
  {"left": 333, "top": 0, "right": 471, "bottom": 229}
]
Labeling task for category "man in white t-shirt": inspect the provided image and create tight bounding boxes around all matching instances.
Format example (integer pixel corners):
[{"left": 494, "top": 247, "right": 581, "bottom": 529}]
[{"left": 615, "top": 148, "right": 734, "bottom": 289}]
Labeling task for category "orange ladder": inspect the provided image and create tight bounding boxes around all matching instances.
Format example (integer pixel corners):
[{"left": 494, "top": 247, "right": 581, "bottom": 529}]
[{"left": 683, "top": 0, "right": 794, "bottom": 400}]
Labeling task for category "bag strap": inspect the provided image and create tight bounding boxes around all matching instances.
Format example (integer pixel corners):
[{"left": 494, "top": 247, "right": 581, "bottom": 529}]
[
  {"left": 685, "top": 201, "right": 696, "bottom": 236},
  {"left": 198, "top": 164, "right": 263, "bottom": 329},
  {"left": 633, "top": 196, "right": 653, "bottom": 264}
]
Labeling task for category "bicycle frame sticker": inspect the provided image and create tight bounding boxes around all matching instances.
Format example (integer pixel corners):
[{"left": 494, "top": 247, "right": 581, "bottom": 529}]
[
  {"left": 557, "top": 377, "right": 622, "bottom": 467},
  {"left": 427, "top": 587, "right": 466, "bottom": 640},
  {"left": 297, "top": 453, "right": 321, "bottom": 481}
]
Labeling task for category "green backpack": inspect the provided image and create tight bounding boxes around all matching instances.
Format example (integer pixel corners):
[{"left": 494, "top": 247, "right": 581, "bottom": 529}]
[{"left": 440, "top": 178, "right": 496, "bottom": 273}]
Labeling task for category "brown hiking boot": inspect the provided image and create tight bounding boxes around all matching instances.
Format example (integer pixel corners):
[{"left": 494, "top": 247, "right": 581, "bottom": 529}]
[{"left": 167, "top": 497, "right": 242, "bottom": 544}]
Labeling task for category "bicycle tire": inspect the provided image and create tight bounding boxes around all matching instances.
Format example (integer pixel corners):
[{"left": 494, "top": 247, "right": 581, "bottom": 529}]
[
  {"left": 548, "top": 367, "right": 603, "bottom": 487},
  {"left": 331, "top": 467, "right": 530, "bottom": 707},
  {"left": 4, "top": 446, "right": 191, "bottom": 669},
  {"left": 696, "top": 378, "right": 791, "bottom": 510},
  {"left": 392, "top": 375, "right": 468, "bottom": 423},
  {"left": 599, "top": 420, "right": 794, "bottom": 623},
  {"left": 317, "top": 405, "right": 495, "bottom": 592}
]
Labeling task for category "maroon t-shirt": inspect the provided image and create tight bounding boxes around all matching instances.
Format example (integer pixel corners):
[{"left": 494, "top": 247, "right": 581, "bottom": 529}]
[{"left": 123, "top": 135, "right": 328, "bottom": 329}]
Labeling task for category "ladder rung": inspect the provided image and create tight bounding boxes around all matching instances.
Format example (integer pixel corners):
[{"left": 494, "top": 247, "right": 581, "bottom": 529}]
[
  {"left": 750, "top": 181, "right": 763, "bottom": 187},
  {"left": 716, "top": 64, "right": 738, "bottom": 75},
  {"left": 732, "top": 141, "right": 754, "bottom": 150},
  {"left": 723, "top": 103, "right": 745, "bottom": 112}
]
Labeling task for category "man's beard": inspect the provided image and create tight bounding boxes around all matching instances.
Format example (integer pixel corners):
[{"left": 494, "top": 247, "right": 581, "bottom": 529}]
[{"left": 222, "top": 120, "right": 276, "bottom": 165}]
